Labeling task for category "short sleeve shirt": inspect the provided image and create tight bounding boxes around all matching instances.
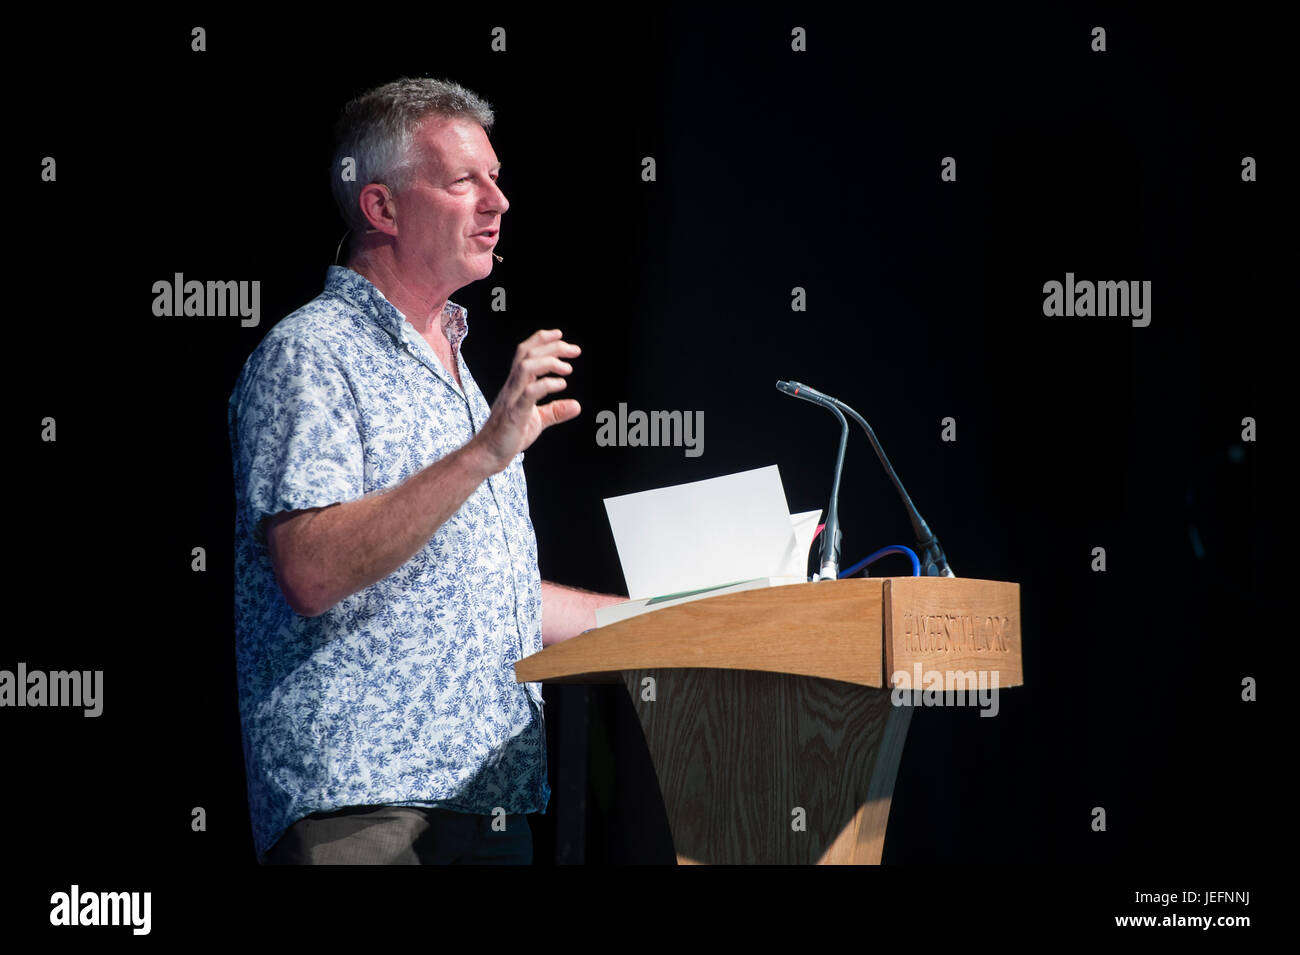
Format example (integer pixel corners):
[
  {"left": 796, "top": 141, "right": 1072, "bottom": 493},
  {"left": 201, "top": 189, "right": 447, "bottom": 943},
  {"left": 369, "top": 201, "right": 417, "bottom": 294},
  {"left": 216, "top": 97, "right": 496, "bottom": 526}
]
[{"left": 228, "top": 265, "right": 547, "bottom": 860}]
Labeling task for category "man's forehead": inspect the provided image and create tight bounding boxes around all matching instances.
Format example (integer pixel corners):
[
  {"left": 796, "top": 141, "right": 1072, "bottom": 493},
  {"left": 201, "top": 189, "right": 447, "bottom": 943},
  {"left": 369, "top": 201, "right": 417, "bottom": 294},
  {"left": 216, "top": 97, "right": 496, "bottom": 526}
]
[{"left": 412, "top": 116, "right": 499, "bottom": 171}]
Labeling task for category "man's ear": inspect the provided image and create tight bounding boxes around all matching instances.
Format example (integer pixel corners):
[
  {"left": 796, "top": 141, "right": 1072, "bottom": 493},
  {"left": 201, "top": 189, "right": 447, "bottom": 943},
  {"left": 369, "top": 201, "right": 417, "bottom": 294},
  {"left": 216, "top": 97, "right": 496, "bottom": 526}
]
[{"left": 358, "top": 183, "right": 397, "bottom": 235}]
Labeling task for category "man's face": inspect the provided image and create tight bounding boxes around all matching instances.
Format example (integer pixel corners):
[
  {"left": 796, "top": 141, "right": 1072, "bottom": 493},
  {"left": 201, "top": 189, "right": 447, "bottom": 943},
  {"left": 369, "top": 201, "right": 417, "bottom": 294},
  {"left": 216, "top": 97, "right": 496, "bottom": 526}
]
[{"left": 393, "top": 116, "right": 507, "bottom": 293}]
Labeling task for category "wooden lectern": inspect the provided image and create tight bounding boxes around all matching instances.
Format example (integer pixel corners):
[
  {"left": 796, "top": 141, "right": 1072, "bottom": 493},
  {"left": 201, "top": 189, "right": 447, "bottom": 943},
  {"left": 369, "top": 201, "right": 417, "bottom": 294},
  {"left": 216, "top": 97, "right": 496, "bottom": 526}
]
[{"left": 515, "top": 576, "right": 1022, "bottom": 864}]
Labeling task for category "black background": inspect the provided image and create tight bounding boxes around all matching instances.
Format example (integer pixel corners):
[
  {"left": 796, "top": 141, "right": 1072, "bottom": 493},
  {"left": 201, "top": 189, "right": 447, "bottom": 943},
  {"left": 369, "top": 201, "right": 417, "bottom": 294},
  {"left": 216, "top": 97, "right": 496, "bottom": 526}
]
[{"left": 11, "top": 5, "right": 1275, "bottom": 936}]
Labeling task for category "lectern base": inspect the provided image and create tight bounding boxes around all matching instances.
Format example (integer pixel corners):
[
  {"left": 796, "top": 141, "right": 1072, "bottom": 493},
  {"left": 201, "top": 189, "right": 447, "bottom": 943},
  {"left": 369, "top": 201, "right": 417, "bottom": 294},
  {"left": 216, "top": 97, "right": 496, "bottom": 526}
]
[{"left": 623, "top": 668, "right": 913, "bottom": 865}]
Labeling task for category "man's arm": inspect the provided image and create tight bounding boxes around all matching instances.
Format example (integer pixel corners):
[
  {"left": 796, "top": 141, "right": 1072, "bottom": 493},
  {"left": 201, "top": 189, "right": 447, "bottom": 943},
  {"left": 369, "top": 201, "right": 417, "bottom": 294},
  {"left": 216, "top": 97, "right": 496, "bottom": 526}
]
[
  {"left": 267, "top": 328, "right": 581, "bottom": 618},
  {"left": 267, "top": 440, "right": 497, "bottom": 617},
  {"left": 540, "top": 580, "right": 626, "bottom": 647}
]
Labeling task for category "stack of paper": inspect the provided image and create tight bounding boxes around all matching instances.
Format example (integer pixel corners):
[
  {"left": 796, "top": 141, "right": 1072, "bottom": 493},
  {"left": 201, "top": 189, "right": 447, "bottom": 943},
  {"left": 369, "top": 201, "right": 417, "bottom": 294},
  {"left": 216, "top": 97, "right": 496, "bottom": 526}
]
[{"left": 596, "top": 465, "right": 821, "bottom": 627}]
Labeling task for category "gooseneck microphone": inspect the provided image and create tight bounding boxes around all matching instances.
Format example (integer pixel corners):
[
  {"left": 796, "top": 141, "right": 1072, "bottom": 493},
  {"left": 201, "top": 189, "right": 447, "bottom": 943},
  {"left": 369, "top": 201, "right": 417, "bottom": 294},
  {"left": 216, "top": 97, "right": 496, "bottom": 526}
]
[
  {"left": 776, "top": 380, "right": 955, "bottom": 578},
  {"left": 775, "top": 381, "right": 848, "bottom": 580}
]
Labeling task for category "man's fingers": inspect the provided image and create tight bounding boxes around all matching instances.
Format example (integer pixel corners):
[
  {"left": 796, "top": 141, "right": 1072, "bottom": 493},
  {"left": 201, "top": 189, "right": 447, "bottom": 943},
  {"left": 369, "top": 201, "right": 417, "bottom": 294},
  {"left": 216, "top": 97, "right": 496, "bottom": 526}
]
[
  {"left": 505, "top": 363, "right": 567, "bottom": 403},
  {"left": 518, "top": 342, "right": 581, "bottom": 368},
  {"left": 537, "top": 398, "right": 581, "bottom": 429},
  {"left": 523, "top": 376, "right": 567, "bottom": 401},
  {"left": 516, "top": 332, "right": 580, "bottom": 362},
  {"left": 497, "top": 330, "right": 583, "bottom": 446},
  {"left": 515, "top": 328, "right": 565, "bottom": 359},
  {"left": 524, "top": 328, "right": 563, "bottom": 346},
  {"left": 519, "top": 355, "right": 573, "bottom": 379},
  {"left": 529, "top": 339, "right": 581, "bottom": 358}
]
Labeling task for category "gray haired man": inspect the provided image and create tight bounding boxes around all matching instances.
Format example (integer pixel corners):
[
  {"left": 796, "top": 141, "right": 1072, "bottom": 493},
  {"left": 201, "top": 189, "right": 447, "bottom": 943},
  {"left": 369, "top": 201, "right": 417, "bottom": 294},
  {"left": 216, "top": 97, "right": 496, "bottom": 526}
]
[{"left": 228, "top": 77, "right": 623, "bottom": 864}]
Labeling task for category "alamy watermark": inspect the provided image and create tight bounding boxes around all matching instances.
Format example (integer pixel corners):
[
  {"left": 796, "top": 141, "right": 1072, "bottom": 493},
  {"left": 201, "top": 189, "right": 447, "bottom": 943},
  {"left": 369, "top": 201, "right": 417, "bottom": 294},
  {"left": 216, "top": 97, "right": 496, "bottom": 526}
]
[
  {"left": 0, "top": 663, "right": 103, "bottom": 717},
  {"left": 50, "top": 885, "right": 150, "bottom": 935},
  {"left": 152, "top": 273, "right": 260, "bottom": 327},
  {"left": 890, "top": 663, "right": 1000, "bottom": 717},
  {"left": 596, "top": 402, "right": 703, "bottom": 457},
  {"left": 1042, "top": 272, "right": 1150, "bottom": 327}
]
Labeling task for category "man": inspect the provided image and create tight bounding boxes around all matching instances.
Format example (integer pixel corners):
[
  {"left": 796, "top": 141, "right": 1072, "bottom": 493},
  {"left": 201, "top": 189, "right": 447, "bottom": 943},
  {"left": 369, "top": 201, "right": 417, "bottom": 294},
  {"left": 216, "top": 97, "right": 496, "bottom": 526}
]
[{"left": 228, "top": 77, "right": 623, "bottom": 865}]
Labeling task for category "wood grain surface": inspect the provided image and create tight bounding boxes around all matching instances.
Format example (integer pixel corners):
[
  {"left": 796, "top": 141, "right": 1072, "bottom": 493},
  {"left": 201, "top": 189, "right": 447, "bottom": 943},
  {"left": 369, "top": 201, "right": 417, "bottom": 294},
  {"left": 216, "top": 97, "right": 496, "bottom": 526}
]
[
  {"left": 518, "top": 579, "right": 885, "bottom": 688},
  {"left": 623, "top": 667, "right": 902, "bottom": 864},
  {"left": 884, "top": 577, "right": 1024, "bottom": 688}
]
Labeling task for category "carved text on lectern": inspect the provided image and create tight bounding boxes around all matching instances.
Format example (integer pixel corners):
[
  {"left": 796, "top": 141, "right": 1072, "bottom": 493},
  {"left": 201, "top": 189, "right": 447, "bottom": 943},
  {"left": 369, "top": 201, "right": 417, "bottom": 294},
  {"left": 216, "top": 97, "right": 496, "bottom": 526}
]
[
  {"left": 884, "top": 577, "right": 1024, "bottom": 688},
  {"left": 901, "top": 612, "right": 1012, "bottom": 653}
]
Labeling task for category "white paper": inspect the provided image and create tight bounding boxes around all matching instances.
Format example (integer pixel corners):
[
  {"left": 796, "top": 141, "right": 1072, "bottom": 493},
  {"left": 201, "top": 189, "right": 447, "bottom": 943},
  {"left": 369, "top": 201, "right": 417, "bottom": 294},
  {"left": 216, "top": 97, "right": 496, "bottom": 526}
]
[
  {"left": 778, "top": 509, "right": 824, "bottom": 577},
  {"left": 603, "top": 465, "right": 810, "bottom": 600}
]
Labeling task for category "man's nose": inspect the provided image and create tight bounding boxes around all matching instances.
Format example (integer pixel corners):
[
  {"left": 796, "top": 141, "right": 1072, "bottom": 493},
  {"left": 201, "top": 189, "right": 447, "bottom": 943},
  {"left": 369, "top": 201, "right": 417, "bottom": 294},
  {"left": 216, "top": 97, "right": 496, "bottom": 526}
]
[{"left": 485, "top": 178, "right": 509, "bottom": 215}]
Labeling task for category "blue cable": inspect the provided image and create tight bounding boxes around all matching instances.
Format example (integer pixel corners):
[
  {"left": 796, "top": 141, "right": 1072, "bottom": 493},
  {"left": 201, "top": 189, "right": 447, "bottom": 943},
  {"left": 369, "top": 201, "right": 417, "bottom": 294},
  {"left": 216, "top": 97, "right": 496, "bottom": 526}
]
[{"left": 838, "top": 545, "right": 921, "bottom": 578}]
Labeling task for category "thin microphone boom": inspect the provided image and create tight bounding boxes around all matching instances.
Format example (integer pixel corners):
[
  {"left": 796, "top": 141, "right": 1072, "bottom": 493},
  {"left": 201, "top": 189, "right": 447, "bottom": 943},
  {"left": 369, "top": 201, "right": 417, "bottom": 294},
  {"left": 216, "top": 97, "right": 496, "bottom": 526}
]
[
  {"left": 775, "top": 381, "right": 847, "bottom": 580},
  {"left": 777, "top": 380, "right": 954, "bottom": 577}
]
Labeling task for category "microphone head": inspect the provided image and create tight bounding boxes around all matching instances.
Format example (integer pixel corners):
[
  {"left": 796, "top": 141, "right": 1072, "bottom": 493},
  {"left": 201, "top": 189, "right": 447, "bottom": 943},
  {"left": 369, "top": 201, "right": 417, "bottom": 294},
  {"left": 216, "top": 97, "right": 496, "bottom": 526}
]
[{"left": 776, "top": 379, "right": 834, "bottom": 407}]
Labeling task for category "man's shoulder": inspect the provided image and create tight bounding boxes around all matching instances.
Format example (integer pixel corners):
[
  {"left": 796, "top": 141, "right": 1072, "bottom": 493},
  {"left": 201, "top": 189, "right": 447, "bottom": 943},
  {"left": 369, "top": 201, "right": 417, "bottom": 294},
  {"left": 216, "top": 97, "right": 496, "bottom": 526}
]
[
  {"left": 267, "top": 284, "right": 368, "bottom": 350},
  {"left": 230, "top": 289, "right": 378, "bottom": 421},
  {"left": 244, "top": 283, "right": 378, "bottom": 372}
]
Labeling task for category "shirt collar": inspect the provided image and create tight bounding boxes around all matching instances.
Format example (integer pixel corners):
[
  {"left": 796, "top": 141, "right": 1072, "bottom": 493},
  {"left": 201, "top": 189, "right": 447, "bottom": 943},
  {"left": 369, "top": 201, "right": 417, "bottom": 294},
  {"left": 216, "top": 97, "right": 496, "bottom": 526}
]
[{"left": 324, "top": 265, "right": 469, "bottom": 354}]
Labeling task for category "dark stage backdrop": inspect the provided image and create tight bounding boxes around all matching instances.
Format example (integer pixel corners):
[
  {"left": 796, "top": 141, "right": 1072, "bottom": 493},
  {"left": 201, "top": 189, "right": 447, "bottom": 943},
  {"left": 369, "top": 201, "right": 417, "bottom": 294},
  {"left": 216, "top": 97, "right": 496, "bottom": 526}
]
[{"left": 11, "top": 5, "right": 1276, "bottom": 938}]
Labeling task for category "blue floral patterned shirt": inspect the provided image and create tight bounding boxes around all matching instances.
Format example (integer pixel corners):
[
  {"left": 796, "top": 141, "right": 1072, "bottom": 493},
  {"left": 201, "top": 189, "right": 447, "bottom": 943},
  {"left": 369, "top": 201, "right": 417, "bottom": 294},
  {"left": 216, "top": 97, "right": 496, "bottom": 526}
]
[{"left": 228, "top": 265, "right": 547, "bottom": 860}]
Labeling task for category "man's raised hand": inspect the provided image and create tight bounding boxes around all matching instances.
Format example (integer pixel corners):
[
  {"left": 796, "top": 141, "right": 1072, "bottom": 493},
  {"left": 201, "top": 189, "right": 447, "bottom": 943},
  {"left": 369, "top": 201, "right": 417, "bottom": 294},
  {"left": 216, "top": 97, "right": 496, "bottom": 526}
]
[{"left": 475, "top": 329, "right": 582, "bottom": 473}]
